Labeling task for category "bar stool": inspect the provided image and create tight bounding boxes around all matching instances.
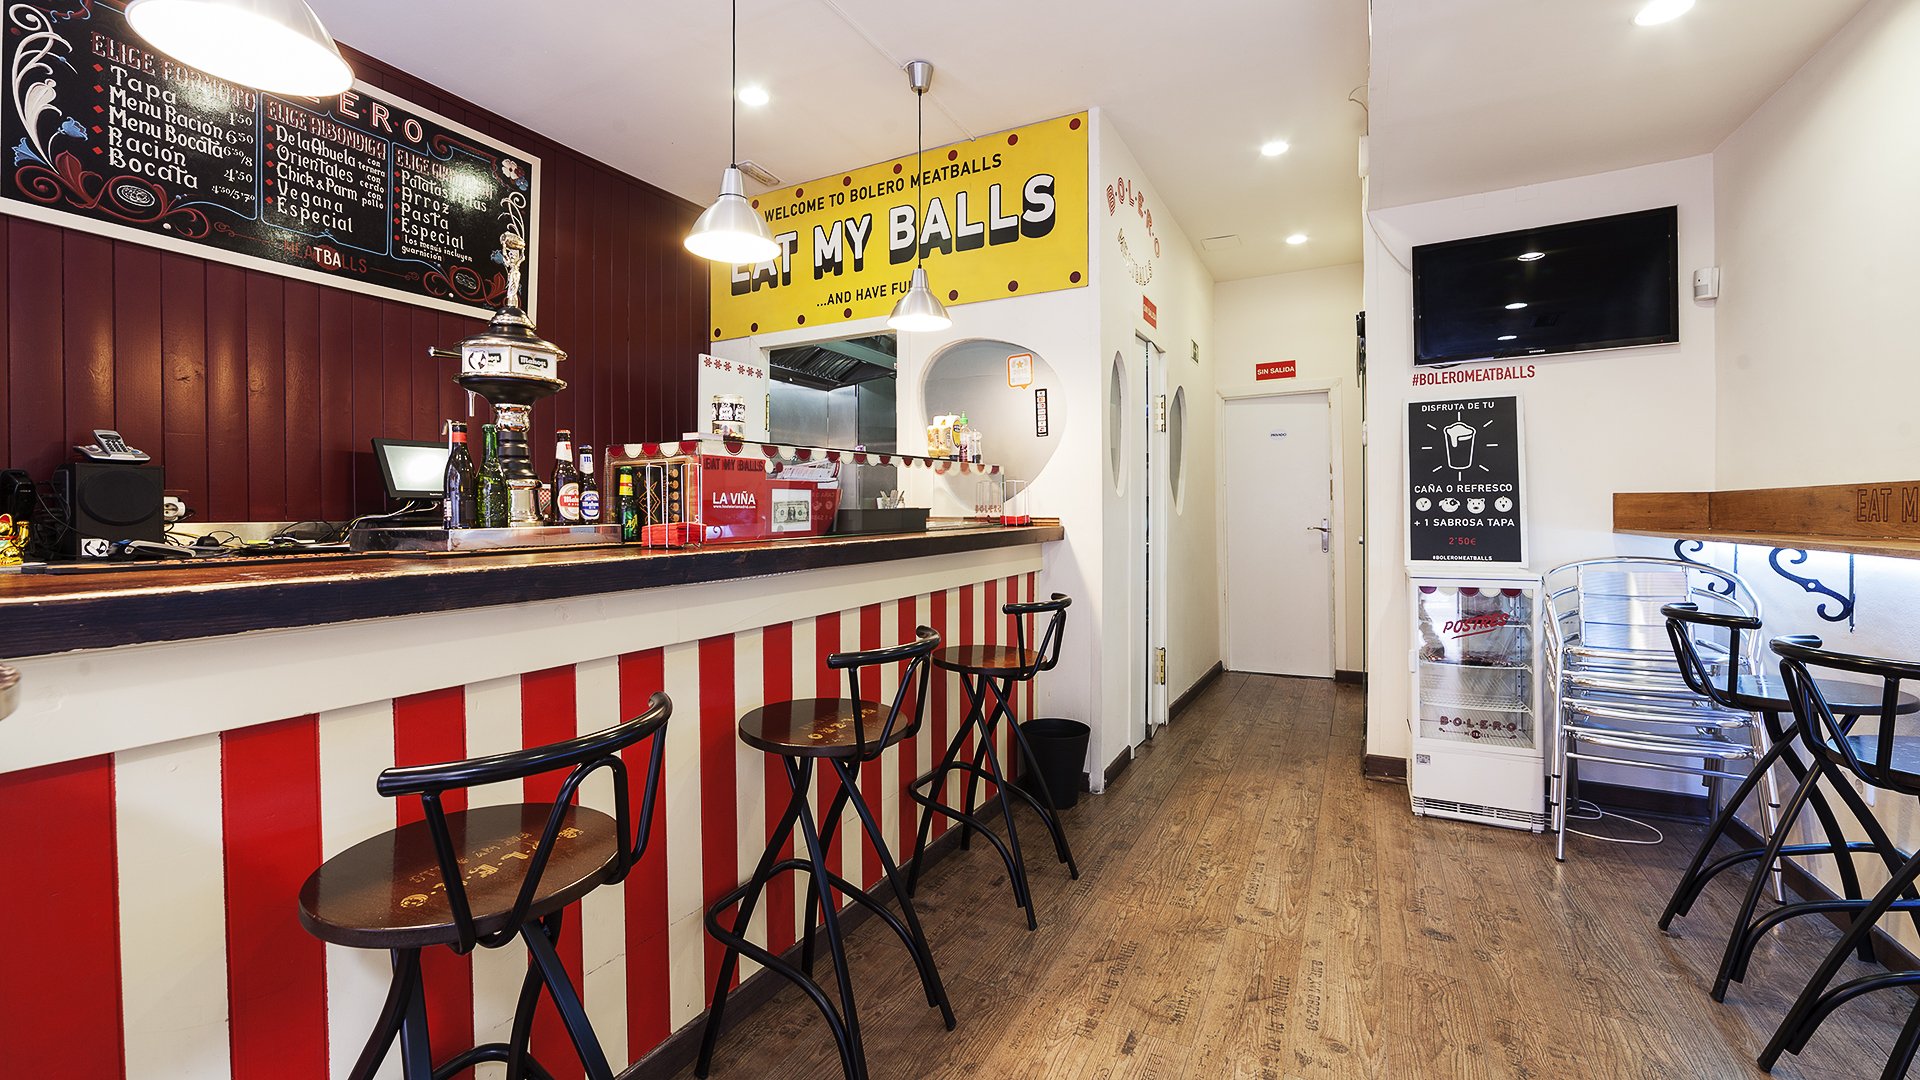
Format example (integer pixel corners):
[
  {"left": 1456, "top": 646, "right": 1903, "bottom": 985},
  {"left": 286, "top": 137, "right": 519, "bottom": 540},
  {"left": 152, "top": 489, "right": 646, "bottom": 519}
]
[
  {"left": 907, "top": 593, "right": 1079, "bottom": 932},
  {"left": 298, "top": 692, "right": 671, "bottom": 1080},
  {"left": 1658, "top": 603, "right": 1844, "bottom": 914},
  {"left": 696, "top": 626, "right": 953, "bottom": 1080},
  {"left": 1656, "top": 604, "right": 1897, "bottom": 999},
  {"left": 1759, "top": 636, "right": 1920, "bottom": 1079}
]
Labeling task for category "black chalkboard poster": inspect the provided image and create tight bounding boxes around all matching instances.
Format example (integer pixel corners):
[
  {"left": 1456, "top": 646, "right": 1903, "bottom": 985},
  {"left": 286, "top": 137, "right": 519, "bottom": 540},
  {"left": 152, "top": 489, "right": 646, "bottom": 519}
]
[
  {"left": 3, "top": 0, "right": 538, "bottom": 318},
  {"left": 1407, "top": 395, "right": 1527, "bottom": 564}
]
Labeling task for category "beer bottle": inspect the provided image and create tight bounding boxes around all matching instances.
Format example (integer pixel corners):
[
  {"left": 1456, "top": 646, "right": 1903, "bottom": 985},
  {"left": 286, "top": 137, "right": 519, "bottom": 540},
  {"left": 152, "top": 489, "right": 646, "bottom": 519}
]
[
  {"left": 442, "top": 420, "right": 477, "bottom": 529},
  {"left": 478, "top": 423, "right": 510, "bottom": 528},
  {"left": 552, "top": 428, "right": 581, "bottom": 522},
  {"left": 616, "top": 467, "right": 640, "bottom": 542},
  {"left": 578, "top": 445, "right": 601, "bottom": 524}
]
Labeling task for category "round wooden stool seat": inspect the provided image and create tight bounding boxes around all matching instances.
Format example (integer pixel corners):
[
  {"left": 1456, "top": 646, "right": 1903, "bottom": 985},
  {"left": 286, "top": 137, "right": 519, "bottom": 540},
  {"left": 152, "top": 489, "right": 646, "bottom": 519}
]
[
  {"left": 298, "top": 803, "right": 619, "bottom": 950},
  {"left": 931, "top": 645, "right": 1038, "bottom": 676},
  {"left": 738, "top": 698, "right": 903, "bottom": 758}
]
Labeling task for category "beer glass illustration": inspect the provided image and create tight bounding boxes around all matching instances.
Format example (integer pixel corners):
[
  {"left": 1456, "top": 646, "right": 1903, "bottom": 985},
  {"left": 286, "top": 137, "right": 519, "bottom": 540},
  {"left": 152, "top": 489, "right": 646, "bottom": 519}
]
[{"left": 1443, "top": 421, "right": 1477, "bottom": 470}]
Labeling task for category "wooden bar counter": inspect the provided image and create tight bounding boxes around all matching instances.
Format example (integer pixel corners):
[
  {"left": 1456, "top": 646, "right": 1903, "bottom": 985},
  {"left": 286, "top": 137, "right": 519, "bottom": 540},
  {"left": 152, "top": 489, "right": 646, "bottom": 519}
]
[{"left": 0, "top": 523, "right": 1060, "bottom": 1076}]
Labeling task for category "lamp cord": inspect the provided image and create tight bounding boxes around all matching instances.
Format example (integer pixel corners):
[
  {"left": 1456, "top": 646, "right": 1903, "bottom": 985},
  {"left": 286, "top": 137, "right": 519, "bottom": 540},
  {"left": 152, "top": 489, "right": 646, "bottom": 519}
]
[
  {"left": 915, "top": 84, "right": 924, "bottom": 269},
  {"left": 730, "top": 0, "right": 738, "bottom": 167}
]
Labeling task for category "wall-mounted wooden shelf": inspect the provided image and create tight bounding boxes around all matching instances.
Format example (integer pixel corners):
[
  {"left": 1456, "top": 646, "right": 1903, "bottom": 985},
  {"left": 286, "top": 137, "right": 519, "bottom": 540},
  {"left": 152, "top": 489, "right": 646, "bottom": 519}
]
[{"left": 1615, "top": 480, "right": 1920, "bottom": 562}]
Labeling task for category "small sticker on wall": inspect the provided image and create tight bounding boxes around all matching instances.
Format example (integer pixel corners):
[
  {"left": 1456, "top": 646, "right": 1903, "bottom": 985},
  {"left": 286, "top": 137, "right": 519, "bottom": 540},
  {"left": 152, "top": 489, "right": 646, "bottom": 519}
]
[
  {"left": 1008, "top": 352, "right": 1034, "bottom": 389},
  {"left": 1255, "top": 360, "right": 1297, "bottom": 381},
  {"left": 1035, "top": 388, "right": 1050, "bottom": 436}
]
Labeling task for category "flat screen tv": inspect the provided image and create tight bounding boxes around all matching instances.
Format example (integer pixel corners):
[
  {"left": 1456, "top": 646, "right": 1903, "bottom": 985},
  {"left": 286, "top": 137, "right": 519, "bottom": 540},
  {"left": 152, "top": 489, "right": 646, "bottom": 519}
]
[{"left": 1412, "top": 206, "right": 1679, "bottom": 367}]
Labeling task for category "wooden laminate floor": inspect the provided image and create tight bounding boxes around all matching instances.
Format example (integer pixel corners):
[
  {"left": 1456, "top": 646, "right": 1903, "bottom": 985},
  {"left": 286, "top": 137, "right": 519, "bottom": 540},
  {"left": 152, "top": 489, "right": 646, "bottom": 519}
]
[{"left": 680, "top": 673, "right": 1917, "bottom": 1079}]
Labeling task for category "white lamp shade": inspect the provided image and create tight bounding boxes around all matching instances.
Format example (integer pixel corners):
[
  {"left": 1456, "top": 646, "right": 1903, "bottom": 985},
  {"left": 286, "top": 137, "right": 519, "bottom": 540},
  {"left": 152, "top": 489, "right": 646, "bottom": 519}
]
[
  {"left": 126, "top": 0, "right": 353, "bottom": 97},
  {"left": 888, "top": 267, "right": 952, "bottom": 332},
  {"left": 685, "top": 167, "right": 781, "bottom": 265}
]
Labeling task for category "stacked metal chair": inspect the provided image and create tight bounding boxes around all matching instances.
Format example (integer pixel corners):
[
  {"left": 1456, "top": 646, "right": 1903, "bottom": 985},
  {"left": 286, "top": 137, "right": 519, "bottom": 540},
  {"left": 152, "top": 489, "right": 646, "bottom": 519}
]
[{"left": 1545, "top": 558, "right": 1767, "bottom": 864}]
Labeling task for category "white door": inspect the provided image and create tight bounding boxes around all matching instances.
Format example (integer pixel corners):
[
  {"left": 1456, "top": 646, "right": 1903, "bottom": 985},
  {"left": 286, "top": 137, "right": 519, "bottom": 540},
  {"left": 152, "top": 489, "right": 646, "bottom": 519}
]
[
  {"left": 1224, "top": 393, "right": 1336, "bottom": 677},
  {"left": 1143, "top": 338, "right": 1169, "bottom": 739}
]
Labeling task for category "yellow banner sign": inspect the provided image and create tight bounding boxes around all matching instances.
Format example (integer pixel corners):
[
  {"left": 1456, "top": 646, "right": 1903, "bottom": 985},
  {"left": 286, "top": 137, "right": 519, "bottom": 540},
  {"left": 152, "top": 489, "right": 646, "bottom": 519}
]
[{"left": 709, "top": 112, "right": 1089, "bottom": 341}]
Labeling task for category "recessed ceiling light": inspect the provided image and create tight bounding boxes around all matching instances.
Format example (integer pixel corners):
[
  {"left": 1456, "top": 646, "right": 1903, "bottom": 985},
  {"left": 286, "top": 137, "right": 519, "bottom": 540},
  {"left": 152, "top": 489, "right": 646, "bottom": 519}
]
[
  {"left": 1633, "top": 0, "right": 1694, "bottom": 26},
  {"left": 739, "top": 84, "right": 770, "bottom": 107},
  {"left": 1261, "top": 140, "right": 1290, "bottom": 157},
  {"left": 1505, "top": 302, "right": 1528, "bottom": 310},
  {"left": 1518, "top": 251, "right": 1545, "bottom": 262},
  {"left": 1285, "top": 233, "right": 1308, "bottom": 245},
  {"left": 1497, "top": 335, "right": 1518, "bottom": 342}
]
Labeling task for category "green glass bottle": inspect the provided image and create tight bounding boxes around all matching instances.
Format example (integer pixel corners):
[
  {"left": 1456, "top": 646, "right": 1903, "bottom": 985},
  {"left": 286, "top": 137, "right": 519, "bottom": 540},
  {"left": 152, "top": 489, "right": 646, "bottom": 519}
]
[
  {"left": 478, "top": 423, "right": 510, "bottom": 528},
  {"left": 616, "top": 467, "right": 640, "bottom": 543}
]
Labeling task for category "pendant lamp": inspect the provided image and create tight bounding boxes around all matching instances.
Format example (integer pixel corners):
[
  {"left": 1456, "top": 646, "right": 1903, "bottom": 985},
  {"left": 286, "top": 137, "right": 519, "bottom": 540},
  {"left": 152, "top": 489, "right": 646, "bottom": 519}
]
[
  {"left": 888, "top": 60, "right": 952, "bottom": 333},
  {"left": 126, "top": 0, "right": 352, "bottom": 97},
  {"left": 685, "top": 0, "right": 781, "bottom": 265}
]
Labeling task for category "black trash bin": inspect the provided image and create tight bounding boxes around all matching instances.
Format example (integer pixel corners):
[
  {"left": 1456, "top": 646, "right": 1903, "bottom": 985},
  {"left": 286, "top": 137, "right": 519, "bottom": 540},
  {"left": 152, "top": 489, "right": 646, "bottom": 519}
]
[{"left": 1017, "top": 717, "right": 1090, "bottom": 809}]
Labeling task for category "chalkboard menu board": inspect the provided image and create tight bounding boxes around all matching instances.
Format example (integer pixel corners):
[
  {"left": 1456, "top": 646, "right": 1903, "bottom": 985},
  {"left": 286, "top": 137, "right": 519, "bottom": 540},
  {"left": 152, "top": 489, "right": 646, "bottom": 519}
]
[
  {"left": 3, "top": 1, "right": 538, "bottom": 318},
  {"left": 1407, "top": 395, "right": 1527, "bottom": 564}
]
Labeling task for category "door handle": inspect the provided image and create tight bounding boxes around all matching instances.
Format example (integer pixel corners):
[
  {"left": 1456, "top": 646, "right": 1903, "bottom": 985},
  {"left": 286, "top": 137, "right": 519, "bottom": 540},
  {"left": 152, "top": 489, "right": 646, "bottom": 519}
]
[{"left": 1306, "top": 519, "right": 1331, "bottom": 553}]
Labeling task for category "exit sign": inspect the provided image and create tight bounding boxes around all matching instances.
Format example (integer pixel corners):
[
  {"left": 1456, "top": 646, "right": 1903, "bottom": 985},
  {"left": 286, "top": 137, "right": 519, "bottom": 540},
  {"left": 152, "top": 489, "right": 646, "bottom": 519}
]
[
  {"left": 1142, "top": 296, "right": 1157, "bottom": 327},
  {"left": 1256, "top": 360, "right": 1297, "bottom": 381}
]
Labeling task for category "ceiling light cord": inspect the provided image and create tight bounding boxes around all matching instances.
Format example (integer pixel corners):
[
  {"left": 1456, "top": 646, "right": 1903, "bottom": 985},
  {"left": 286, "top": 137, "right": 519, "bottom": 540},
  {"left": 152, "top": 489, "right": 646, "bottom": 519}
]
[
  {"left": 730, "top": 0, "right": 738, "bottom": 167},
  {"left": 915, "top": 83, "right": 925, "bottom": 270}
]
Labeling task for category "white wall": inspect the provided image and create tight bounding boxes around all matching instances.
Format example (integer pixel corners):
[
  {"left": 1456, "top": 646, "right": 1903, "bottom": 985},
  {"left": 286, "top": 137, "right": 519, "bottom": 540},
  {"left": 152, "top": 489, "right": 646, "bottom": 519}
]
[
  {"left": 1096, "top": 113, "right": 1222, "bottom": 772},
  {"left": 709, "top": 108, "right": 1224, "bottom": 789},
  {"left": 1362, "top": 155, "right": 1720, "bottom": 760},
  {"left": 1700, "top": 0, "right": 1920, "bottom": 948},
  {"left": 1214, "top": 263, "right": 1365, "bottom": 671},
  {"left": 1714, "top": 0, "right": 1920, "bottom": 490}
]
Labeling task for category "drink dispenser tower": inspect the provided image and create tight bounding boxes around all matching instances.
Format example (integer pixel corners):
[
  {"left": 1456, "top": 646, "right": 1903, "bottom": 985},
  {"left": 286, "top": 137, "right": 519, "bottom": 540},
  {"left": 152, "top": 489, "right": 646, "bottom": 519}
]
[{"left": 429, "top": 232, "right": 566, "bottom": 527}]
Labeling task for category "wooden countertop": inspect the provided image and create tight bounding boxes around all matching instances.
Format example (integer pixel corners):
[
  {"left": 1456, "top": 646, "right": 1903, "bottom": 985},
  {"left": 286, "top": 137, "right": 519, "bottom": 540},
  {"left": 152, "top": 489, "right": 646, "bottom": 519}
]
[
  {"left": 1615, "top": 480, "right": 1920, "bottom": 560},
  {"left": 0, "top": 524, "right": 1062, "bottom": 659}
]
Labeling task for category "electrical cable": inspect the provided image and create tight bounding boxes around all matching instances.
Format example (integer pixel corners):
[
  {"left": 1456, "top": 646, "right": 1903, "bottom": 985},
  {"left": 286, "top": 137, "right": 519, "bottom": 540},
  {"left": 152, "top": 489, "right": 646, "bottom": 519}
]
[
  {"left": 1563, "top": 798, "right": 1665, "bottom": 846},
  {"left": 730, "top": 0, "right": 737, "bottom": 168},
  {"left": 342, "top": 500, "right": 424, "bottom": 539}
]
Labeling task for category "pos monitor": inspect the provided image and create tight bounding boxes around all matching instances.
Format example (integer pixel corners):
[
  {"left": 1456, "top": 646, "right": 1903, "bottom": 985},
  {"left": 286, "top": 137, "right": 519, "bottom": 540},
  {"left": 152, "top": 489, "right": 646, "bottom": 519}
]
[{"left": 371, "top": 438, "right": 450, "bottom": 502}]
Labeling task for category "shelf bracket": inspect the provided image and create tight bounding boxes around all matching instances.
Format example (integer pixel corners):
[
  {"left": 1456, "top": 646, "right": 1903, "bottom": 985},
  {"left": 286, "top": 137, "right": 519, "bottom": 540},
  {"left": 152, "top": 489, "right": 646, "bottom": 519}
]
[
  {"left": 1672, "top": 539, "right": 1735, "bottom": 597},
  {"left": 1767, "top": 547, "right": 1856, "bottom": 629}
]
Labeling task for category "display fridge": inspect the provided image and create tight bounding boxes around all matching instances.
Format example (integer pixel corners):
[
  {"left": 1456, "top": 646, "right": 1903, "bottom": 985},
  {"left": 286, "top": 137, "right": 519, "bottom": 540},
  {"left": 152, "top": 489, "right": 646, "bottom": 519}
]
[{"left": 1407, "top": 570, "right": 1548, "bottom": 831}]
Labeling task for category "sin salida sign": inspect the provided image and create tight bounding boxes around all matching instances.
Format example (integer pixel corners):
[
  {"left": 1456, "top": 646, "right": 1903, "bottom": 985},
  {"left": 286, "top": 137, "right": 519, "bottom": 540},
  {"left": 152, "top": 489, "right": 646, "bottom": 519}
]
[{"left": 1406, "top": 396, "right": 1526, "bottom": 564}]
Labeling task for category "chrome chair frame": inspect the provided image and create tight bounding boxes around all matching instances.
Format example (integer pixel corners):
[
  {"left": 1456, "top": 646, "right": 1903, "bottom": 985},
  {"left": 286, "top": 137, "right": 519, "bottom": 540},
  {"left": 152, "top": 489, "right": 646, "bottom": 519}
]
[{"left": 1544, "top": 558, "right": 1765, "bottom": 864}]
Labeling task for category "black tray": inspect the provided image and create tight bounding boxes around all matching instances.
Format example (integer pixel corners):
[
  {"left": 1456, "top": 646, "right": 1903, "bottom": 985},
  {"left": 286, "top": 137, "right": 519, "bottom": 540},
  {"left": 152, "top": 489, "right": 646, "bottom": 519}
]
[{"left": 833, "top": 508, "right": 930, "bottom": 536}]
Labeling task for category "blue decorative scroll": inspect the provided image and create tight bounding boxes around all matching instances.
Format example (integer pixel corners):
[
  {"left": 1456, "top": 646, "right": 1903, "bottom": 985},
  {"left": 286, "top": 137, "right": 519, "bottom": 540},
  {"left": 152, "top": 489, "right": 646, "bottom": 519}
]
[
  {"left": 1768, "top": 548, "right": 1856, "bottom": 628},
  {"left": 1673, "top": 539, "right": 1736, "bottom": 596}
]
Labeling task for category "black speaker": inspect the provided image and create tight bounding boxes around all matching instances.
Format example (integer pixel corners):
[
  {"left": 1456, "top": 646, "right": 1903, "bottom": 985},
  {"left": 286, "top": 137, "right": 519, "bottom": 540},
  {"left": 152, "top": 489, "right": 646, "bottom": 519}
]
[{"left": 54, "top": 462, "right": 164, "bottom": 558}]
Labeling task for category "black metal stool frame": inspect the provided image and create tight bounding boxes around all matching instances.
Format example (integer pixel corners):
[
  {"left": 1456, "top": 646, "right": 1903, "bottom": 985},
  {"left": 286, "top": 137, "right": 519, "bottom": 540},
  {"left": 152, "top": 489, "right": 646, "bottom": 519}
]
[
  {"left": 1665, "top": 618, "right": 1920, "bottom": 1002},
  {"left": 696, "top": 627, "right": 955, "bottom": 1080},
  {"left": 344, "top": 692, "right": 671, "bottom": 1080},
  {"left": 1653, "top": 604, "right": 1886, "bottom": 998},
  {"left": 906, "top": 593, "right": 1079, "bottom": 931},
  {"left": 1758, "top": 637, "right": 1920, "bottom": 1079}
]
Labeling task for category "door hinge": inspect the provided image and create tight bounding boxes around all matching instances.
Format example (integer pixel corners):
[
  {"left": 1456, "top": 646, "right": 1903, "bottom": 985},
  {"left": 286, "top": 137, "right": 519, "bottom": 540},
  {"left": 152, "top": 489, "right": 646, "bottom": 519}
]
[
  {"left": 1155, "top": 394, "right": 1168, "bottom": 432},
  {"left": 1155, "top": 647, "right": 1167, "bottom": 685}
]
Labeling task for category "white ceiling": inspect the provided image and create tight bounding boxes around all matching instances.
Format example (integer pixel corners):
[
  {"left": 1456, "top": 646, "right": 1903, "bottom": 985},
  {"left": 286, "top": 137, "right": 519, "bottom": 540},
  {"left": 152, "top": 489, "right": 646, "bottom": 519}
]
[
  {"left": 1366, "top": 0, "right": 1870, "bottom": 210},
  {"left": 310, "top": 0, "right": 1368, "bottom": 282}
]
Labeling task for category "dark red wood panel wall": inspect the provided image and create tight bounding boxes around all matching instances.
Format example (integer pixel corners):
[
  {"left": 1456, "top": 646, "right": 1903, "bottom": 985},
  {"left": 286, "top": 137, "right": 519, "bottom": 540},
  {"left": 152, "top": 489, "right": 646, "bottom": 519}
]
[{"left": 2, "top": 45, "right": 707, "bottom": 523}]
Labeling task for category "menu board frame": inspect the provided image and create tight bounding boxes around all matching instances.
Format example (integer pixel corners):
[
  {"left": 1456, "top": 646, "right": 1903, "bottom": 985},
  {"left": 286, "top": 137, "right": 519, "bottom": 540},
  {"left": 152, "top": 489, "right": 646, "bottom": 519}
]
[
  {"left": 2, "top": 2, "right": 540, "bottom": 320},
  {"left": 1404, "top": 394, "right": 1529, "bottom": 566}
]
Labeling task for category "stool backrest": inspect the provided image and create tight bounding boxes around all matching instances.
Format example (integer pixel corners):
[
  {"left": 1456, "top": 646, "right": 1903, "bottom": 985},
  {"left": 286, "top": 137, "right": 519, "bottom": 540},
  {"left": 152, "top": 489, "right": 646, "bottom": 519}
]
[
  {"left": 1773, "top": 636, "right": 1920, "bottom": 795},
  {"left": 375, "top": 691, "right": 672, "bottom": 953},
  {"left": 1662, "top": 601, "right": 1763, "bottom": 709},
  {"left": 832, "top": 626, "right": 940, "bottom": 761},
  {"left": 1006, "top": 592, "right": 1071, "bottom": 678}
]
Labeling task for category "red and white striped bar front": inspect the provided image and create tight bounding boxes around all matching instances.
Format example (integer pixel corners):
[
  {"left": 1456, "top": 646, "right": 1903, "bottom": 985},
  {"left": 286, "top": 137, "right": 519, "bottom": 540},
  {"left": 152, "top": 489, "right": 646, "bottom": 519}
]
[{"left": 0, "top": 540, "right": 1049, "bottom": 1078}]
